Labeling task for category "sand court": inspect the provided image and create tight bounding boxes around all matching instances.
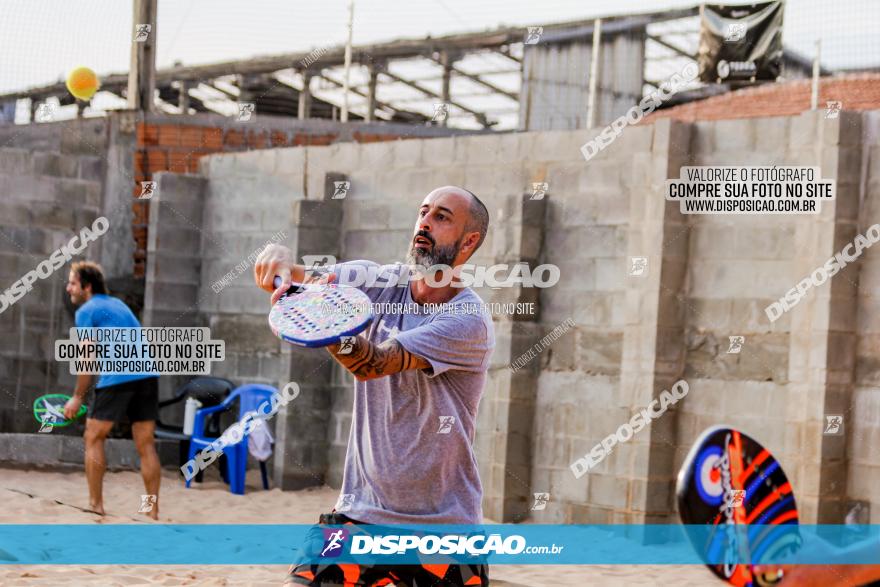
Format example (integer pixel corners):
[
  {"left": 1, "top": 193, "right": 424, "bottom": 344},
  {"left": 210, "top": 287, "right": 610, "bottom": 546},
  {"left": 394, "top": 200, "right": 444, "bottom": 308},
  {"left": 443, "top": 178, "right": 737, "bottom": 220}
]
[{"left": 0, "top": 467, "right": 714, "bottom": 586}]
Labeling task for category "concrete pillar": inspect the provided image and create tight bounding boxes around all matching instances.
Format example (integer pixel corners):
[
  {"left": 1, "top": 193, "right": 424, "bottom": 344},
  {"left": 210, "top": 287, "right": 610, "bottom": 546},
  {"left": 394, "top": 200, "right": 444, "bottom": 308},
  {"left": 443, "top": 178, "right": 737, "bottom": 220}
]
[
  {"left": 273, "top": 199, "right": 344, "bottom": 489},
  {"left": 100, "top": 112, "right": 138, "bottom": 282},
  {"left": 127, "top": 0, "right": 158, "bottom": 112},
  {"left": 298, "top": 72, "right": 313, "bottom": 120},
  {"left": 785, "top": 110, "right": 862, "bottom": 523},
  {"left": 177, "top": 80, "right": 191, "bottom": 113},
  {"left": 480, "top": 193, "right": 546, "bottom": 522},
  {"left": 365, "top": 67, "right": 379, "bottom": 123},
  {"left": 618, "top": 118, "right": 692, "bottom": 524},
  {"left": 440, "top": 52, "right": 453, "bottom": 128},
  {"left": 142, "top": 172, "right": 207, "bottom": 402},
  {"left": 238, "top": 73, "right": 266, "bottom": 109},
  {"left": 142, "top": 172, "right": 206, "bottom": 329}
]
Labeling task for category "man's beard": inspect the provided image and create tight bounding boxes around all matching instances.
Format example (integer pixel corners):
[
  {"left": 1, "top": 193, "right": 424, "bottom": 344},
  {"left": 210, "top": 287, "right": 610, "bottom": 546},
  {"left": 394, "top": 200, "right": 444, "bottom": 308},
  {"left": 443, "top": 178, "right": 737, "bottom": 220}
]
[{"left": 406, "top": 239, "right": 460, "bottom": 271}]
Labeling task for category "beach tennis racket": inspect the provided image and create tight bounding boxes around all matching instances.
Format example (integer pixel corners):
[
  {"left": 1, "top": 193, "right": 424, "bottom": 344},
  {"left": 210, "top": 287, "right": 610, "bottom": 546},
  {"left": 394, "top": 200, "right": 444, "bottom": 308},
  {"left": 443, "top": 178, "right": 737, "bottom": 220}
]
[
  {"left": 269, "top": 276, "right": 373, "bottom": 348},
  {"left": 33, "top": 394, "right": 87, "bottom": 427},
  {"left": 677, "top": 426, "right": 800, "bottom": 586}
]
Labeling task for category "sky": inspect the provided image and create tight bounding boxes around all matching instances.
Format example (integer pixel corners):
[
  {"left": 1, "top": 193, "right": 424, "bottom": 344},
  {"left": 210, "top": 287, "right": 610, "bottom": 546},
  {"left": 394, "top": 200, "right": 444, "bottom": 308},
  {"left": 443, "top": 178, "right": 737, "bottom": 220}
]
[
  {"left": 0, "top": 0, "right": 877, "bottom": 127},
  {"left": 1, "top": 0, "right": 877, "bottom": 93}
]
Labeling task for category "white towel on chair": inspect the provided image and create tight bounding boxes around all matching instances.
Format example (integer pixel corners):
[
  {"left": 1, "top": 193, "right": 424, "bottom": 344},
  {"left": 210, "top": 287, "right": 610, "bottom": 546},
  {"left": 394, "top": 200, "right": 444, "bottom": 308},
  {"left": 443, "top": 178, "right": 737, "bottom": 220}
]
[{"left": 247, "top": 419, "right": 274, "bottom": 462}]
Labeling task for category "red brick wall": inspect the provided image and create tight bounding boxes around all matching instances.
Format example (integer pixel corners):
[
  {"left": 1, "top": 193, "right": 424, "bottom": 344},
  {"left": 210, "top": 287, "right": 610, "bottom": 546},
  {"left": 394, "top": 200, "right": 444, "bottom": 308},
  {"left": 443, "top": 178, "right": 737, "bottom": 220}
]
[{"left": 131, "top": 123, "right": 346, "bottom": 277}]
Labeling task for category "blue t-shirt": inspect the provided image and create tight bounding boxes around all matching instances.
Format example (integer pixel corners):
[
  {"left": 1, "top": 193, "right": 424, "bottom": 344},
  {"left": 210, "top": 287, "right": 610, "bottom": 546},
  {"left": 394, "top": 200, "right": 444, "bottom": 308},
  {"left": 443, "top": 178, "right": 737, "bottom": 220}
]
[{"left": 74, "top": 294, "right": 156, "bottom": 389}]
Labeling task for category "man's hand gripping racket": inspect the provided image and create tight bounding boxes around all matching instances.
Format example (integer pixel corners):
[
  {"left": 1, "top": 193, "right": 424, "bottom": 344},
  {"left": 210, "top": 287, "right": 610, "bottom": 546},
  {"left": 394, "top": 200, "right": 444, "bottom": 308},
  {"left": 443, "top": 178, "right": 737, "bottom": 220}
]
[{"left": 255, "top": 244, "right": 373, "bottom": 348}]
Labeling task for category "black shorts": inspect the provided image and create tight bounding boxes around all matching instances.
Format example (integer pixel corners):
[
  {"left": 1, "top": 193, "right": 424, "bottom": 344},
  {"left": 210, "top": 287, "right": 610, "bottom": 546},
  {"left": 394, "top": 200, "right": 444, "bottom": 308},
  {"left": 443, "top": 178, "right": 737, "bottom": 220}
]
[
  {"left": 286, "top": 513, "right": 489, "bottom": 587},
  {"left": 88, "top": 377, "right": 159, "bottom": 423}
]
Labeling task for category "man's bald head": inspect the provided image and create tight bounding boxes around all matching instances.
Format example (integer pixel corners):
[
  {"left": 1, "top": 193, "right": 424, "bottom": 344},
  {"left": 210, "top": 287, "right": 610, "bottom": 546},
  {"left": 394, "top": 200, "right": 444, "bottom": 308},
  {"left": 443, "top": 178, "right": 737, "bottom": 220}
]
[
  {"left": 425, "top": 186, "right": 489, "bottom": 251},
  {"left": 408, "top": 186, "right": 490, "bottom": 269}
]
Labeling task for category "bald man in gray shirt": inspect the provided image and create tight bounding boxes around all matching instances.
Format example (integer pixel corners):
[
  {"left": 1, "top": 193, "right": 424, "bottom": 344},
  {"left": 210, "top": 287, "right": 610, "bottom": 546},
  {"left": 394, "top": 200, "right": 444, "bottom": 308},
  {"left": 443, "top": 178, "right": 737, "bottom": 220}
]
[{"left": 257, "top": 186, "right": 495, "bottom": 587}]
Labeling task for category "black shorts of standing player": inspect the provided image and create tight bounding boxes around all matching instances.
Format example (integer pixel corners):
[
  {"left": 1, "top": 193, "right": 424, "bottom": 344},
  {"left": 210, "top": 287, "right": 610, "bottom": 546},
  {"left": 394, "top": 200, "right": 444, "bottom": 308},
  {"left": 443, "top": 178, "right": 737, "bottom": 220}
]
[
  {"left": 285, "top": 512, "right": 489, "bottom": 587},
  {"left": 88, "top": 377, "right": 159, "bottom": 422}
]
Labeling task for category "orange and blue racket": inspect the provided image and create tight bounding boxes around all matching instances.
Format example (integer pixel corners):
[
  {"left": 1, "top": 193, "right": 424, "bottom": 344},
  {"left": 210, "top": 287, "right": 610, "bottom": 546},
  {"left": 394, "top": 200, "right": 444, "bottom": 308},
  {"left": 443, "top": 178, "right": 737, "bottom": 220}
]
[
  {"left": 677, "top": 426, "right": 800, "bottom": 586},
  {"left": 269, "top": 277, "right": 373, "bottom": 348}
]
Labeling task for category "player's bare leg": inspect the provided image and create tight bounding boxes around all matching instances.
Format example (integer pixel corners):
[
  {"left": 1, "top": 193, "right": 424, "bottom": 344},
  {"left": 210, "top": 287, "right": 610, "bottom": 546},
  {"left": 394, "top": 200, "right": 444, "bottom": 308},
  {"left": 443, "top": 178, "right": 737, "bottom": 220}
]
[
  {"left": 132, "top": 420, "right": 161, "bottom": 520},
  {"left": 83, "top": 418, "right": 114, "bottom": 515}
]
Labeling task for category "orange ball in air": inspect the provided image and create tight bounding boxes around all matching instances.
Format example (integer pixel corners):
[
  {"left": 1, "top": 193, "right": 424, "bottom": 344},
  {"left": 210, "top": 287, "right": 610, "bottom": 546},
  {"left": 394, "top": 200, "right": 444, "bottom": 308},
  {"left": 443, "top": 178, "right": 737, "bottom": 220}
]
[{"left": 66, "top": 67, "right": 100, "bottom": 101}]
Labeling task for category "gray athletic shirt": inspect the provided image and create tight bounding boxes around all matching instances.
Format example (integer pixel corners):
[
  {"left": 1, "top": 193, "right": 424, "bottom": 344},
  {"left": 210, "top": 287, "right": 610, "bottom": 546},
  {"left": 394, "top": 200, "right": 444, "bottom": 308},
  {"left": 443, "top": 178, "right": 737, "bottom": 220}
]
[{"left": 329, "top": 261, "right": 495, "bottom": 525}]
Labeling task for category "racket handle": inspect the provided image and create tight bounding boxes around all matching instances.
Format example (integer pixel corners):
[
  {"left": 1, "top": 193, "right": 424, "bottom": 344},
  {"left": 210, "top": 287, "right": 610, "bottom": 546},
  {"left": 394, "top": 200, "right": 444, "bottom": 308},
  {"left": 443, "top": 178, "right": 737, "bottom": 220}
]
[{"left": 273, "top": 276, "right": 305, "bottom": 295}]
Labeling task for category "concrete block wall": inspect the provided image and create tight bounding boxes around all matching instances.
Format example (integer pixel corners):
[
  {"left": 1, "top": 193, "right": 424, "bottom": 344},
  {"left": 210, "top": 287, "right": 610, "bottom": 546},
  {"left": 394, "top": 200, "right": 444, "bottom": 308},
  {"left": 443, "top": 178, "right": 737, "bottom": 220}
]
[
  {"left": 196, "top": 147, "right": 346, "bottom": 489},
  {"left": 0, "top": 117, "right": 109, "bottom": 155},
  {"left": 527, "top": 127, "right": 648, "bottom": 524},
  {"left": 673, "top": 115, "right": 803, "bottom": 494},
  {"left": 136, "top": 109, "right": 880, "bottom": 525},
  {"left": 142, "top": 172, "right": 208, "bottom": 405},
  {"left": 132, "top": 113, "right": 480, "bottom": 279},
  {"left": 673, "top": 111, "right": 864, "bottom": 524},
  {"left": 850, "top": 110, "right": 880, "bottom": 523},
  {"left": 0, "top": 146, "right": 105, "bottom": 434}
]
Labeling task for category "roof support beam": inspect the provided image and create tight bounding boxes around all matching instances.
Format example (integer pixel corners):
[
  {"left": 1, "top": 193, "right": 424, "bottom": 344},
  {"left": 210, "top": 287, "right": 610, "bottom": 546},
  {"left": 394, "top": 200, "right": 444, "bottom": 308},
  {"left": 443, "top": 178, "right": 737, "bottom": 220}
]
[
  {"left": 427, "top": 55, "right": 518, "bottom": 101},
  {"left": 303, "top": 70, "right": 422, "bottom": 121},
  {"left": 646, "top": 34, "right": 692, "bottom": 59},
  {"left": 381, "top": 69, "right": 491, "bottom": 127}
]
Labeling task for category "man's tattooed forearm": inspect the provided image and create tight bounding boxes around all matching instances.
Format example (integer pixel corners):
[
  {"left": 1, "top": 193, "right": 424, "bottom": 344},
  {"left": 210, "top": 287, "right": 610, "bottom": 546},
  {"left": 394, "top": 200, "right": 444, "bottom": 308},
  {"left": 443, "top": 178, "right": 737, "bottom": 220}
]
[{"left": 329, "top": 338, "right": 428, "bottom": 380}]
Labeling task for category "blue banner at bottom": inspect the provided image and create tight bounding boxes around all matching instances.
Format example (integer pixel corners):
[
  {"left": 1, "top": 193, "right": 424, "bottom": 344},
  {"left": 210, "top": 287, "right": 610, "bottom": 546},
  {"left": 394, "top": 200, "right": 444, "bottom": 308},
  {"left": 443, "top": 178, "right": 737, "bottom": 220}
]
[{"left": 0, "top": 524, "right": 877, "bottom": 565}]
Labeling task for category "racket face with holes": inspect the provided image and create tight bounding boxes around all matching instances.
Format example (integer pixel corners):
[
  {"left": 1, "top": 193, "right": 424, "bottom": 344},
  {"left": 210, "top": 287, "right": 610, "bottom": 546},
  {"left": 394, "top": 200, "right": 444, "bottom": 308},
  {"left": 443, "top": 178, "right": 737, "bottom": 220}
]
[
  {"left": 269, "top": 284, "right": 373, "bottom": 347},
  {"left": 677, "top": 426, "right": 800, "bottom": 586},
  {"left": 33, "top": 394, "right": 86, "bottom": 427}
]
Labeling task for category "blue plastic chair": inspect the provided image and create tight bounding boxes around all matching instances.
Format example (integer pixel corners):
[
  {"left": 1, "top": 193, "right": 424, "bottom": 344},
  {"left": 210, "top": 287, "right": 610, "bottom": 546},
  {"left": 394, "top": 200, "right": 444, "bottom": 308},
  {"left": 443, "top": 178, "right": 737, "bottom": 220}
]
[{"left": 185, "top": 383, "right": 277, "bottom": 495}]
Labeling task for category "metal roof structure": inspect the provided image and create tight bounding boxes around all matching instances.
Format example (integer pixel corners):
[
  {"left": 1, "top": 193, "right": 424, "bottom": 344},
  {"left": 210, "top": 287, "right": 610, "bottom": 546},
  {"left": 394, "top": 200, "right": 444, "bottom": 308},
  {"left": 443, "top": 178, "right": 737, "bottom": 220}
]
[{"left": 0, "top": 5, "right": 827, "bottom": 131}]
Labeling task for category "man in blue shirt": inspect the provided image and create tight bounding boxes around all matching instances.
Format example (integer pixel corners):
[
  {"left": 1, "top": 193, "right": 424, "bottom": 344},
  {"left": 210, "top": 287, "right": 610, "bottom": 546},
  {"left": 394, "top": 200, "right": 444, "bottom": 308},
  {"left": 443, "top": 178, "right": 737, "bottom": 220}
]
[{"left": 62, "top": 261, "right": 161, "bottom": 519}]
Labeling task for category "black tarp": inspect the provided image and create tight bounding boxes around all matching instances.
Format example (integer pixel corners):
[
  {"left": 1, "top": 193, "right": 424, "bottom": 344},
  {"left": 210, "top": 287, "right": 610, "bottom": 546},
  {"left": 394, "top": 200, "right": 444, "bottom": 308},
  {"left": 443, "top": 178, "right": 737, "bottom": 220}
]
[{"left": 698, "top": 1, "right": 784, "bottom": 83}]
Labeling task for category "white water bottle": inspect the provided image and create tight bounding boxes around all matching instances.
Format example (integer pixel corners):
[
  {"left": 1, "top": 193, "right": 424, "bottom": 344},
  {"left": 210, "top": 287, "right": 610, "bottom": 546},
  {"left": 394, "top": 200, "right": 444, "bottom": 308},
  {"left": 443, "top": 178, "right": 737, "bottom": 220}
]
[{"left": 183, "top": 397, "right": 203, "bottom": 436}]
